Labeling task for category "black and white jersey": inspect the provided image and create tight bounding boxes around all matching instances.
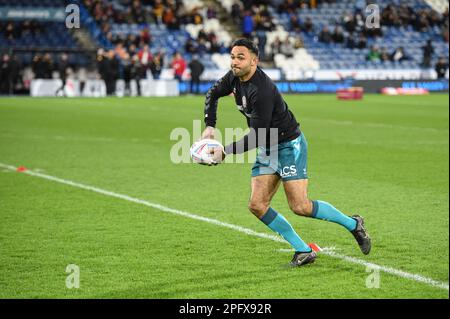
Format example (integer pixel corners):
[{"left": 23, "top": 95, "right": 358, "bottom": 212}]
[{"left": 204, "top": 67, "right": 301, "bottom": 154}]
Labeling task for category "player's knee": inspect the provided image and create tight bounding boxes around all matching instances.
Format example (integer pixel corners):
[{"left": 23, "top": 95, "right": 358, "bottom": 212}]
[
  {"left": 290, "top": 201, "right": 312, "bottom": 217},
  {"left": 248, "top": 201, "right": 269, "bottom": 218}
]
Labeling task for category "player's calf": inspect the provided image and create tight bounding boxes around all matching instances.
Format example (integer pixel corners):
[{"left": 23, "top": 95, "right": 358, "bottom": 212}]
[{"left": 288, "top": 199, "right": 313, "bottom": 217}]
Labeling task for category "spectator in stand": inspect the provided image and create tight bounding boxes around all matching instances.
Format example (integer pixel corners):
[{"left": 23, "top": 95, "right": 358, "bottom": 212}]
[
  {"left": 206, "top": 5, "right": 217, "bottom": 19},
  {"left": 289, "top": 14, "right": 302, "bottom": 33},
  {"left": 198, "top": 28, "right": 209, "bottom": 42},
  {"left": 77, "top": 66, "right": 87, "bottom": 95},
  {"left": 382, "top": 5, "right": 400, "bottom": 27},
  {"left": 42, "top": 53, "right": 54, "bottom": 79},
  {"left": 380, "top": 47, "right": 390, "bottom": 62},
  {"left": 293, "top": 35, "right": 304, "bottom": 49},
  {"left": 125, "top": 34, "right": 140, "bottom": 52},
  {"left": 8, "top": 54, "right": 21, "bottom": 95},
  {"left": 443, "top": 22, "right": 449, "bottom": 43},
  {"left": 140, "top": 28, "right": 151, "bottom": 46},
  {"left": 0, "top": 53, "right": 19, "bottom": 95},
  {"left": 115, "top": 42, "right": 128, "bottom": 61},
  {"left": 256, "top": 14, "right": 275, "bottom": 31},
  {"left": 191, "top": 8, "right": 204, "bottom": 25},
  {"left": 105, "top": 50, "right": 119, "bottom": 95},
  {"left": 278, "top": 0, "right": 299, "bottom": 14},
  {"left": 175, "top": 2, "right": 190, "bottom": 25},
  {"left": 171, "top": 52, "right": 186, "bottom": 81},
  {"left": 55, "top": 53, "right": 71, "bottom": 97},
  {"left": 150, "top": 50, "right": 164, "bottom": 80},
  {"left": 271, "top": 36, "right": 282, "bottom": 57},
  {"left": 185, "top": 38, "right": 198, "bottom": 54},
  {"left": 208, "top": 33, "right": 222, "bottom": 53},
  {"left": 342, "top": 12, "right": 356, "bottom": 33},
  {"left": 0, "top": 54, "right": 11, "bottom": 94},
  {"left": 122, "top": 53, "right": 133, "bottom": 96},
  {"left": 397, "top": 4, "right": 415, "bottom": 27},
  {"left": 421, "top": 39, "right": 434, "bottom": 68},
  {"left": 252, "top": 5, "right": 264, "bottom": 30},
  {"left": 427, "top": 8, "right": 441, "bottom": 27},
  {"left": 188, "top": 55, "right": 205, "bottom": 95},
  {"left": 128, "top": 43, "right": 138, "bottom": 57},
  {"left": 302, "top": 17, "right": 314, "bottom": 34},
  {"left": 346, "top": 32, "right": 356, "bottom": 49},
  {"left": 440, "top": 8, "right": 449, "bottom": 42},
  {"left": 196, "top": 38, "right": 209, "bottom": 55},
  {"left": 390, "top": 47, "right": 409, "bottom": 62},
  {"left": 242, "top": 10, "right": 254, "bottom": 38},
  {"left": 356, "top": 32, "right": 367, "bottom": 49},
  {"left": 435, "top": 56, "right": 448, "bottom": 79},
  {"left": 414, "top": 11, "right": 430, "bottom": 32},
  {"left": 231, "top": 1, "right": 242, "bottom": 26},
  {"left": 4, "top": 22, "right": 19, "bottom": 40},
  {"left": 332, "top": 26, "right": 345, "bottom": 43},
  {"left": 442, "top": 7, "right": 449, "bottom": 24},
  {"left": 20, "top": 20, "right": 33, "bottom": 37},
  {"left": 255, "top": 31, "right": 267, "bottom": 61},
  {"left": 280, "top": 38, "right": 295, "bottom": 58},
  {"left": 32, "top": 54, "right": 45, "bottom": 79},
  {"left": 96, "top": 48, "right": 107, "bottom": 80},
  {"left": 152, "top": 0, "right": 165, "bottom": 24},
  {"left": 366, "top": 46, "right": 381, "bottom": 62},
  {"left": 363, "top": 24, "right": 383, "bottom": 38},
  {"left": 319, "top": 26, "right": 332, "bottom": 44},
  {"left": 353, "top": 9, "right": 366, "bottom": 29},
  {"left": 137, "top": 44, "right": 153, "bottom": 77},
  {"left": 130, "top": 54, "right": 142, "bottom": 96},
  {"left": 129, "top": 0, "right": 145, "bottom": 24},
  {"left": 163, "top": 6, "right": 180, "bottom": 30}
]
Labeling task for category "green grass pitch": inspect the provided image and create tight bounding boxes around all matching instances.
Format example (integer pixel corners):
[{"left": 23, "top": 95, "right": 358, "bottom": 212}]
[{"left": 0, "top": 94, "right": 448, "bottom": 298}]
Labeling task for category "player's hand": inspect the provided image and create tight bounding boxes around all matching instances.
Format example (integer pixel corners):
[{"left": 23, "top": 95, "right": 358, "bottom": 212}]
[
  {"left": 201, "top": 126, "right": 215, "bottom": 140},
  {"left": 207, "top": 146, "right": 226, "bottom": 165}
]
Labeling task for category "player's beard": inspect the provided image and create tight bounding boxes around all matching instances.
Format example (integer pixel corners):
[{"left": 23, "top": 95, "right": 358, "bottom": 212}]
[{"left": 232, "top": 65, "right": 249, "bottom": 78}]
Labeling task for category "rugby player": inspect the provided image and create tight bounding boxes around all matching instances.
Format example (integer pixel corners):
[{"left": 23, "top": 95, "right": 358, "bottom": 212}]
[{"left": 201, "top": 38, "right": 371, "bottom": 266}]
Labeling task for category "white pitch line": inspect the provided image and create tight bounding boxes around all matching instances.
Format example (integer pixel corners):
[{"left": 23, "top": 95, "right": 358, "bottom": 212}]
[{"left": 0, "top": 162, "right": 448, "bottom": 292}]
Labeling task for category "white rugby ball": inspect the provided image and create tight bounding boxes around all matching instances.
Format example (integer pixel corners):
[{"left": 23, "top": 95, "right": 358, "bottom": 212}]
[{"left": 190, "top": 139, "right": 224, "bottom": 164}]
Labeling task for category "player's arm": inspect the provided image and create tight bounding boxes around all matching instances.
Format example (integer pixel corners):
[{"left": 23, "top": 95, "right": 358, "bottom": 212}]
[
  {"left": 201, "top": 72, "right": 234, "bottom": 139},
  {"left": 223, "top": 89, "right": 274, "bottom": 155}
]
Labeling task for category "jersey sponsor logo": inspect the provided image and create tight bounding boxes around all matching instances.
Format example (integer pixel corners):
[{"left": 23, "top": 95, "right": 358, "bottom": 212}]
[{"left": 280, "top": 165, "right": 297, "bottom": 177}]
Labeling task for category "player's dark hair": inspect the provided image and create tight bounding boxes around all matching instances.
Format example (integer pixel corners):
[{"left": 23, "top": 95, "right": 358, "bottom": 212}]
[{"left": 231, "top": 38, "right": 259, "bottom": 58}]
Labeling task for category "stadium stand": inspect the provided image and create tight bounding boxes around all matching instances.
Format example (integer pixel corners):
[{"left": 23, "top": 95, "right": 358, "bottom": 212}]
[
  {"left": 0, "top": 0, "right": 448, "bottom": 95},
  {"left": 217, "top": 0, "right": 448, "bottom": 79}
]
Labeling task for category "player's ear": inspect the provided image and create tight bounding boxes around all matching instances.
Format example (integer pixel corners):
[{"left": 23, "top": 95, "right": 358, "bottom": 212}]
[{"left": 251, "top": 53, "right": 258, "bottom": 66}]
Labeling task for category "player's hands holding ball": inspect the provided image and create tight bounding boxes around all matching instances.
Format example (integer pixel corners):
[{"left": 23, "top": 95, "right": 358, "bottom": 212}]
[
  {"left": 190, "top": 126, "right": 226, "bottom": 166},
  {"left": 207, "top": 144, "right": 226, "bottom": 165}
]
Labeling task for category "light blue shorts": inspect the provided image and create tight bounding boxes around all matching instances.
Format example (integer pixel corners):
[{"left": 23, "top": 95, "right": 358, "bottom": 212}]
[{"left": 251, "top": 133, "right": 308, "bottom": 181}]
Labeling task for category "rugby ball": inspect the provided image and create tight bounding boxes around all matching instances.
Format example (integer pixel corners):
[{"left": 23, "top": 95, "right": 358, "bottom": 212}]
[{"left": 190, "top": 139, "right": 224, "bottom": 165}]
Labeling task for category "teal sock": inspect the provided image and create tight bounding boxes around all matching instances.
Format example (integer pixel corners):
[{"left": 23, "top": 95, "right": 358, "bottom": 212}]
[
  {"left": 260, "top": 207, "right": 311, "bottom": 253},
  {"left": 311, "top": 200, "right": 357, "bottom": 231}
]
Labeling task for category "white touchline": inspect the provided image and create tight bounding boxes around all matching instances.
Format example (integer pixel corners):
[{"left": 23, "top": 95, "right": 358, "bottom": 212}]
[{"left": 1, "top": 162, "right": 448, "bottom": 292}]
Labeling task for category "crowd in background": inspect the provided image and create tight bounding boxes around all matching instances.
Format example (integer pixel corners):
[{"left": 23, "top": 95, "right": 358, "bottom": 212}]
[
  {"left": 0, "top": 0, "right": 449, "bottom": 95},
  {"left": 229, "top": 0, "right": 448, "bottom": 63},
  {"left": 0, "top": 53, "right": 22, "bottom": 95},
  {"left": 0, "top": 20, "right": 44, "bottom": 41},
  {"left": 83, "top": 0, "right": 224, "bottom": 55}
]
